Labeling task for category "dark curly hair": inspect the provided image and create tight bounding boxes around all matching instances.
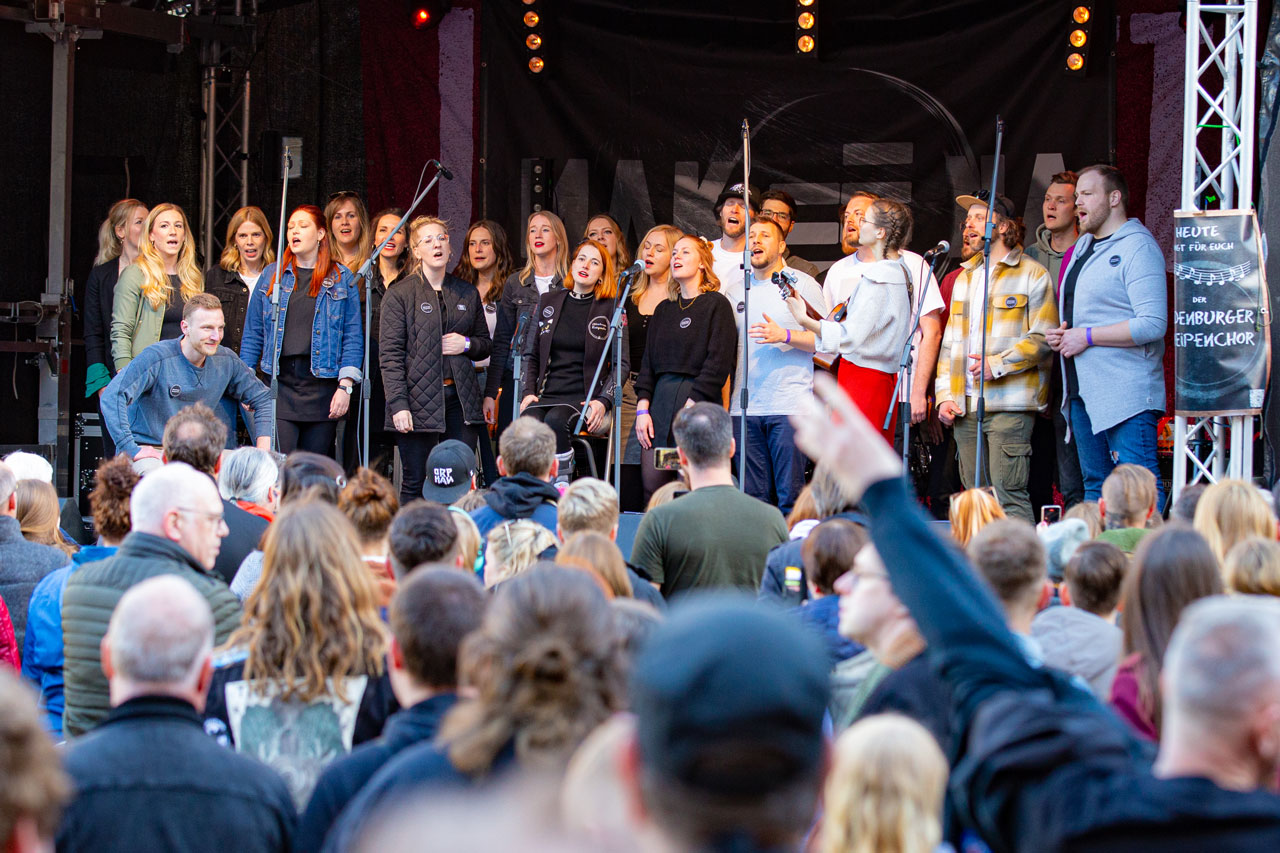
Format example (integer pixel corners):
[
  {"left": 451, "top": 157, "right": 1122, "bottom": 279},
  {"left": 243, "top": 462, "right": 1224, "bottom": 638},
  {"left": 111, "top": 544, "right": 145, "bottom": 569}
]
[{"left": 90, "top": 454, "right": 140, "bottom": 544}]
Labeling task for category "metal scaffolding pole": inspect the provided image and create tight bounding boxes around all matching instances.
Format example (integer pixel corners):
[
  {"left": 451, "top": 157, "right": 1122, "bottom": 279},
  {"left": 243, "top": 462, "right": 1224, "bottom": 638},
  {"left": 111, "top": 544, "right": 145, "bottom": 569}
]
[
  {"left": 1173, "top": 0, "right": 1260, "bottom": 501},
  {"left": 198, "top": 0, "right": 254, "bottom": 261}
]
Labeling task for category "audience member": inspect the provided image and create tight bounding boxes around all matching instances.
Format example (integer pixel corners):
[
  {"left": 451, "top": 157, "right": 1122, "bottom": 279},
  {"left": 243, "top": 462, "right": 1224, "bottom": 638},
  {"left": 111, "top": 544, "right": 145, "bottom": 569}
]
[
  {"left": 948, "top": 487, "right": 1004, "bottom": 548},
  {"left": 558, "top": 530, "right": 631, "bottom": 597},
  {"left": 1223, "top": 536, "right": 1280, "bottom": 596},
  {"left": 15, "top": 480, "right": 76, "bottom": 559},
  {"left": 469, "top": 417, "right": 560, "bottom": 539},
  {"left": 968, "top": 520, "right": 1051, "bottom": 638},
  {"left": 229, "top": 450, "right": 347, "bottom": 599},
  {"left": 203, "top": 500, "right": 394, "bottom": 808},
  {"left": 1109, "top": 524, "right": 1223, "bottom": 740},
  {"left": 561, "top": 715, "right": 648, "bottom": 850},
  {"left": 296, "top": 569, "right": 486, "bottom": 852},
  {"left": 326, "top": 566, "right": 624, "bottom": 851},
  {"left": 0, "top": 599, "right": 15, "bottom": 670},
  {"left": 819, "top": 714, "right": 949, "bottom": 853},
  {"left": 792, "top": 376, "right": 1280, "bottom": 851},
  {"left": 785, "top": 484, "right": 821, "bottom": 538},
  {"left": 2, "top": 451, "right": 53, "bottom": 484},
  {"left": 620, "top": 596, "right": 829, "bottom": 853},
  {"left": 1194, "top": 478, "right": 1276, "bottom": 565},
  {"left": 420, "top": 438, "right": 479, "bottom": 505},
  {"left": 0, "top": 669, "right": 68, "bottom": 852},
  {"left": 645, "top": 479, "right": 687, "bottom": 511},
  {"left": 389, "top": 500, "right": 464, "bottom": 578},
  {"left": 217, "top": 446, "right": 278, "bottom": 522},
  {"left": 448, "top": 506, "right": 482, "bottom": 574},
  {"left": 759, "top": 463, "right": 867, "bottom": 607},
  {"left": 556, "top": 477, "right": 665, "bottom": 608},
  {"left": 452, "top": 489, "right": 488, "bottom": 513},
  {"left": 797, "top": 518, "right": 867, "bottom": 664},
  {"left": 631, "top": 403, "right": 788, "bottom": 596},
  {"left": 1065, "top": 498, "right": 1102, "bottom": 537},
  {"left": 1170, "top": 481, "right": 1207, "bottom": 523},
  {"left": 610, "top": 598, "right": 663, "bottom": 662},
  {"left": 1096, "top": 463, "right": 1157, "bottom": 553},
  {"left": 839, "top": 542, "right": 950, "bottom": 744},
  {"left": 1038, "top": 517, "right": 1090, "bottom": 584},
  {"left": 62, "top": 462, "right": 240, "bottom": 737},
  {"left": 1032, "top": 540, "right": 1126, "bottom": 697},
  {"left": 57, "top": 576, "right": 294, "bottom": 853},
  {"left": 160, "top": 403, "right": 267, "bottom": 584},
  {"left": 483, "top": 519, "right": 557, "bottom": 588},
  {"left": 22, "top": 455, "right": 137, "bottom": 737},
  {"left": 339, "top": 467, "right": 401, "bottom": 607},
  {"left": 0, "top": 462, "right": 69, "bottom": 649}
]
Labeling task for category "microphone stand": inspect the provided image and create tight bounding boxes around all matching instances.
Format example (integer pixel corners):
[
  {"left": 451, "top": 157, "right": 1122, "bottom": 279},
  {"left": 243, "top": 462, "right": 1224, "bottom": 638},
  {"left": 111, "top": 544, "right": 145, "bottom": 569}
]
[
  {"left": 574, "top": 269, "right": 637, "bottom": 489},
  {"left": 511, "top": 313, "right": 531, "bottom": 427},
  {"left": 352, "top": 160, "right": 452, "bottom": 468},
  {"left": 974, "top": 116, "right": 1004, "bottom": 488},
  {"left": 738, "top": 118, "right": 751, "bottom": 492},
  {"left": 266, "top": 145, "right": 292, "bottom": 452},
  {"left": 884, "top": 252, "right": 939, "bottom": 472}
]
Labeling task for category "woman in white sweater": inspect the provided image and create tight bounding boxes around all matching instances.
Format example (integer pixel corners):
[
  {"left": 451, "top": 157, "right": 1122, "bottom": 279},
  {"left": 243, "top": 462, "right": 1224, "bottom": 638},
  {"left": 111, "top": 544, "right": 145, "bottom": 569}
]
[{"left": 784, "top": 198, "right": 914, "bottom": 444}]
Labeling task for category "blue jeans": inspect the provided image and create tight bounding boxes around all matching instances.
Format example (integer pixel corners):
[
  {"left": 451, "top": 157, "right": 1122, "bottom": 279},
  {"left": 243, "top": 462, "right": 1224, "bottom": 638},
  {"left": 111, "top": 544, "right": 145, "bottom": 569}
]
[
  {"left": 733, "top": 415, "right": 808, "bottom": 515},
  {"left": 1069, "top": 398, "right": 1165, "bottom": 511}
]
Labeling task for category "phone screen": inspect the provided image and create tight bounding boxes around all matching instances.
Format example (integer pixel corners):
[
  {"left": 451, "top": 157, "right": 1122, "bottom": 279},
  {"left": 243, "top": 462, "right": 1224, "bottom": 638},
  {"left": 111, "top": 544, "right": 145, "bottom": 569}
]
[
  {"left": 653, "top": 448, "right": 681, "bottom": 471},
  {"left": 1041, "top": 505, "right": 1063, "bottom": 525}
]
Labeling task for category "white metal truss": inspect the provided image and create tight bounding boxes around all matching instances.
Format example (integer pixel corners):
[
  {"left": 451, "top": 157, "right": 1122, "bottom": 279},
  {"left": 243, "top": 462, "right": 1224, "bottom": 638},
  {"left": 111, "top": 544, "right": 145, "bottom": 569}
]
[
  {"left": 198, "top": 0, "right": 255, "bottom": 263},
  {"left": 1173, "top": 0, "right": 1260, "bottom": 500}
]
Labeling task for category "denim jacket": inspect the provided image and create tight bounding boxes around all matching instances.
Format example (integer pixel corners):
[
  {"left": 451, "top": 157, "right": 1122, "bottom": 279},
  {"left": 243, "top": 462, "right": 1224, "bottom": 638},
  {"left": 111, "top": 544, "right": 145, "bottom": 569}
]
[{"left": 239, "top": 262, "right": 365, "bottom": 383}]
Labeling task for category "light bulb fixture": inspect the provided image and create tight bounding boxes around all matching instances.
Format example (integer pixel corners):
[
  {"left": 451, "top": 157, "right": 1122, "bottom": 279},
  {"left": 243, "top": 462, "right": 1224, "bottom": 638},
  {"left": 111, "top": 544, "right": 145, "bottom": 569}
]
[
  {"left": 795, "top": 0, "right": 817, "bottom": 57},
  {"left": 1065, "top": 5, "right": 1092, "bottom": 76}
]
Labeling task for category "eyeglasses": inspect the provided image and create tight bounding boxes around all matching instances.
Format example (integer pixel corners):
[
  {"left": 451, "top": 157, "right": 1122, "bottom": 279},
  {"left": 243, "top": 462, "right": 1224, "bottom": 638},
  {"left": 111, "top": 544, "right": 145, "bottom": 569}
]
[
  {"left": 174, "top": 506, "right": 227, "bottom": 528},
  {"left": 862, "top": 218, "right": 884, "bottom": 229},
  {"left": 415, "top": 234, "right": 448, "bottom": 246}
]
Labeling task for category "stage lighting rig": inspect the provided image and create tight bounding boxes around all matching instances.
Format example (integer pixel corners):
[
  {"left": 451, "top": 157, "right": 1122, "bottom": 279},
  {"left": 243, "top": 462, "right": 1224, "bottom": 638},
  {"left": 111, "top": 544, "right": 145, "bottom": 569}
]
[
  {"left": 1065, "top": 4, "right": 1092, "bottom": 75},
  {"left": 795, "top": 0, "right": 817, "bottom": 56},
  {"left": 523, "top": 0, "right": 546, "bottom": 74},
  {"left": 407, "top": 0, "right": 450, "bottom": 31}
]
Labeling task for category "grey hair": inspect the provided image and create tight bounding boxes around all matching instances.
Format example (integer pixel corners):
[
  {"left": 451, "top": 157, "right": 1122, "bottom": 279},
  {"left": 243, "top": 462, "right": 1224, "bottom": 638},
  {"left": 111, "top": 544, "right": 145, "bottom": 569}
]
[
  {"left": 0, "top": 462, "right": 15, "bottom": 507},
  {"left": 2, "top": 451, "right": 52, "bottom": 484},
  {"left": 217, "top": 446, "right": 278, "bottom": 505},
  {"left": 106, "top": 575, "right": 214, "bottom": 685},
  {"left": 129, "top": 462, "right": 218, "bottom": 533},
  {"left": 1164, "top": 595, "right": 1280, "bottom": 725}
]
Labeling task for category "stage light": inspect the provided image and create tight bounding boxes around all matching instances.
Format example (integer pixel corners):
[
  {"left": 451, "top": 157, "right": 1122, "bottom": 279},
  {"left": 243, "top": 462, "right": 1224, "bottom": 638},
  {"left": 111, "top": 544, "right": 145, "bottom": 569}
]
[
  {"left": 523, "top": 1, "right": 547, "bottom": 76},
  {"left": 1065, "top": 4, "right": 1092, "bottom": 76},
  {"left": 795, "top": 0, "right": 817, "bottom": 57},
  {"left": 526, "top": 34, "right": 542, "bottom": 50},
  {"left": 407, "top": 0, "right": 450, "bottom": 31},
  {"left": 524, "top": 11, "right": 539, "bottom": 26},
  {"left": 529, "top": 57, "right": 545, "bottom": 73}
]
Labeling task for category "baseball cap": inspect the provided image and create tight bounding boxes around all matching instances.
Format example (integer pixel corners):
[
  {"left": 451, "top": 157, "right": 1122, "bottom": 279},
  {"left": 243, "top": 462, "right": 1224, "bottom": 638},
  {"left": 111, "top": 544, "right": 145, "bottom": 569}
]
[
  {"left": 713, "top": 183, "right": 762, "bottom": 216},
  {"left": 421, "top": 439, "right": 477, "bottom": 504},
  {"left": 955, "top": 189, "right": 1017, "bottom": 219},
  {"left": 629, "top": 594, "right": 830, "bottom": 797}
]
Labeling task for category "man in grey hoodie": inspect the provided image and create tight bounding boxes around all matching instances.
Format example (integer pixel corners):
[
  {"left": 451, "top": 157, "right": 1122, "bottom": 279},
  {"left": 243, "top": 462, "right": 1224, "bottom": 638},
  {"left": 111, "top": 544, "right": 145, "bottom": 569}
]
[{"left": 1047, "top": 164, "right": 1167, "bottom": 510}]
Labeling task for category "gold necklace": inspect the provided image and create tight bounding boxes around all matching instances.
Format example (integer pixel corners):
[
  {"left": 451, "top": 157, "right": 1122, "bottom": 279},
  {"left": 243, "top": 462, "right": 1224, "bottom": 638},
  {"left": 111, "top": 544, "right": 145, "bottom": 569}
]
[{"left": 678, "top": 293, "right": 697, "bottom": 310}]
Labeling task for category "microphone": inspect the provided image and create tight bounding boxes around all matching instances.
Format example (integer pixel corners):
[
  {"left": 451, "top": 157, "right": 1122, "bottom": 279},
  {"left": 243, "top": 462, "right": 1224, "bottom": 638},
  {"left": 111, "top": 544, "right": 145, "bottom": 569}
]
[
  {"left": 922, "top": 240, "right": 950, "bottom": 260},
  {"left": 430, "top": 159, "right": 454, "bottom": 180},
  {"left": 618, "top": 260, "right": 644, "bottom": 279},
  {"left": 512, "top": 310, "right": 531, "bottom": 351}
]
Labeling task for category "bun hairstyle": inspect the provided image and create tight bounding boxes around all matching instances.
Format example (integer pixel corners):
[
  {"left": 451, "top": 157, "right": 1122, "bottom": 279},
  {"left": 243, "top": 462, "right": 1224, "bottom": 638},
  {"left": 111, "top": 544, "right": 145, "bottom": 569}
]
[
  {"left": 338, "top": 467, "right": 400, "bottom": 545},
  {"left": 90, "top": 454, "right": 140, "bottom": 543},
  {"left": 868, "top": 199, "right": 913, "bottom": 254}
]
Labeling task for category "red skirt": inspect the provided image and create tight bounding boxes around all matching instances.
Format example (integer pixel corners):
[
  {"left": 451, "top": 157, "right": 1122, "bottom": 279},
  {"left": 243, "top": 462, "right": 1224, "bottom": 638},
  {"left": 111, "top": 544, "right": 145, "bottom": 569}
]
[{"left": 837, "top": 358, "right": 898, "bottom": 446}]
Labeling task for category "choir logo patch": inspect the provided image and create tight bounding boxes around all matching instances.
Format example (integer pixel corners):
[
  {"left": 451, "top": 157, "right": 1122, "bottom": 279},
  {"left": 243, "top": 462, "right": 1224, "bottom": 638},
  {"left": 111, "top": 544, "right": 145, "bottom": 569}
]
[
  {"left": 543, "top": 306, "right": 554, "bottom": 318},
  {"left": 1004, "top": 296, "right": 1017, "bottom": 308},
  {"left": 420, "top": 302, "right": 432, "bottom": 314},
  {"left": 736, "top": 301, "right": 745, "bottom": 313},
  {"left": 457, "top": 303, "right": 467, "bottom": 311},
  {"left": 588, "top": 317, "right": 609, "bottom": 340},
  {"left": 679, "top": 317, "right": 692, "bottom": 329},
  {"left": 1109, "top": 255, "right": 1121, "bottom": 266},
  {"left": 168, "top": 385, "right": 182, "bottom": 398},
  {"left": 485, "top": 303, "right": 497, "bottom": 314}
]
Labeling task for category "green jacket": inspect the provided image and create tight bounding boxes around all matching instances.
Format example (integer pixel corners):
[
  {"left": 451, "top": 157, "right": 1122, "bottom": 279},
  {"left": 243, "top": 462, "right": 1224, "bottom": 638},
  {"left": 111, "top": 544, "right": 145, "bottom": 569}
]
[
  {"left": 110, "top": 265, "right": 166, "bottom": 372},
  {"left": 62, "top": 532, "right": 241, "bottom": 737}
]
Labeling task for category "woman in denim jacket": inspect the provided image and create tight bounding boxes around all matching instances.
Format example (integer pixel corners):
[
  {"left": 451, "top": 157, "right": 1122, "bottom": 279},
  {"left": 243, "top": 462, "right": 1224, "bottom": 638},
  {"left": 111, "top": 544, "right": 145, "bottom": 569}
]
[{"left": 241, "top": 204, "right": 364, "bottom": 456}]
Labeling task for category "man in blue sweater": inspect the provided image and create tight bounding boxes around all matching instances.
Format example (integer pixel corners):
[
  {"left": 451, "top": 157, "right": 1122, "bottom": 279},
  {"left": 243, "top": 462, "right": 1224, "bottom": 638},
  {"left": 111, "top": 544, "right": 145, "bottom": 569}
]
[
  {"left": 793, "top": 375, "right": 1280, "bottom": 852},
  {"left": 469, "top": 416, "right": 560, "bottom": 540},
  {"left": 101, "top": 293, "right": 272, "bottom": 471},
  {"left": 1046, "top": 165, "right": 1168, "bottom": 509}
]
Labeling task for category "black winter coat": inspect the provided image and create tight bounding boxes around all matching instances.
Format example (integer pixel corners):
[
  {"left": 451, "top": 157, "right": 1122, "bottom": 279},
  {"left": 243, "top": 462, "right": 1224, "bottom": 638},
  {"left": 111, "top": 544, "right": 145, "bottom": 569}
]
[
  {"left": 521, "top": 289, "right": 629, "bottom": 410},
  {"left": 379, "top": 272, "right": 492, "bottom": 432},
  {"left": 483, "top": 272, "right": 564, "bottom": 398},
  {"left": 204, "top": 265, "right": 255, "bottom": 354},
  {"left": 84, "top": 260, "right": 121, "bottom": 376},
  {"left": 58, "top": 696, "right": 295, "bottom": 853}
]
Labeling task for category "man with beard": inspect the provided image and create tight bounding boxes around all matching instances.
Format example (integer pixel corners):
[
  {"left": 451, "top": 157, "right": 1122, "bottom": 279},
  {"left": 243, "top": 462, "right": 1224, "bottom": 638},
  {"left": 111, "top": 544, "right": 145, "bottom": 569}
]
[
  {"left": 1047, "top": 165, "right": 1167, "bottom": 510},
  {"left": 935, "top": 194, "right": 1057, "bottom": 523},
  {"left": 821, "top": 191, "right": 945, "bottom": 434},
  {"left": 708, "top": 183, "right": 760, "bottom": 292},
  {"left": 1025, "top": 170, "right": 1084, "bottom": 509}
]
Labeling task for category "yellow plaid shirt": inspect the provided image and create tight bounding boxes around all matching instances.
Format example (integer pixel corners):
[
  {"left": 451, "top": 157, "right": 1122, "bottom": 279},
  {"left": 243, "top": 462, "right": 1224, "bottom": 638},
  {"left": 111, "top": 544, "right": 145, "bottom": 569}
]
[{"left": 935, "top": 247, "right": 1058, "bottom": 415}]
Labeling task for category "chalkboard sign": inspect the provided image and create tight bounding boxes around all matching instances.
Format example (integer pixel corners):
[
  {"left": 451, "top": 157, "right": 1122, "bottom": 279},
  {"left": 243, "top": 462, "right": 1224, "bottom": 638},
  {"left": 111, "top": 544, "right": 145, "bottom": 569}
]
[{"left": 1173, "top": 210, "right": 1271, "bottom": 416}]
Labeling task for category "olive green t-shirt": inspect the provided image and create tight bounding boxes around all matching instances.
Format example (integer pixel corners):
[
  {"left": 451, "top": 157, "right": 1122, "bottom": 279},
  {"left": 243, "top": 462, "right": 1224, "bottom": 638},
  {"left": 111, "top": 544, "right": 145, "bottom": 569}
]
[{"left": 631, "top": 485, "right": 788, "bottom": 598}]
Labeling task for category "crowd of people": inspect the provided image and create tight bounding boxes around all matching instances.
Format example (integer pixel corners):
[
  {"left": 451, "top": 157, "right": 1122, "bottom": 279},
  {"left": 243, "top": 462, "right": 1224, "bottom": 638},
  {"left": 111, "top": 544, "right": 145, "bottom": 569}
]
[{"left": 4, "top": 161, "right": 1278, "bottom": 851}]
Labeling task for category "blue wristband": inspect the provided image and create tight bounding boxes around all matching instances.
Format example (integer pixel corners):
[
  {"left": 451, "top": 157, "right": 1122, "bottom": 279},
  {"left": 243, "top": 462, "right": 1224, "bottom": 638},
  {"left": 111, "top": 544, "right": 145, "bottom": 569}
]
[{"left": 1086, "top": 327, "right": 1093, "bottom": 346}]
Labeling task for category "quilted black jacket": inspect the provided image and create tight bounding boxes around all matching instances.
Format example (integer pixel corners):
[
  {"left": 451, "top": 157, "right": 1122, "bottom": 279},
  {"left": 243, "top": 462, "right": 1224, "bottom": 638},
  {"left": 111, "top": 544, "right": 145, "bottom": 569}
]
[
  {"left": 379, "top": 272, "right": 492, "bottom": 432},
  {"left": 520, "top": 289, "right": 629, "bottom": 409}
]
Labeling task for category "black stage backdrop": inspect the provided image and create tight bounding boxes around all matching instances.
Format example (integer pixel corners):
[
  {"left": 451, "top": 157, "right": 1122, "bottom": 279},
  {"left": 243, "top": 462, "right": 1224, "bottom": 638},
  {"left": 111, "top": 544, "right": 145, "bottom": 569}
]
[{"left": 480, "top": 0, "right": 1115, "bottom": 265}]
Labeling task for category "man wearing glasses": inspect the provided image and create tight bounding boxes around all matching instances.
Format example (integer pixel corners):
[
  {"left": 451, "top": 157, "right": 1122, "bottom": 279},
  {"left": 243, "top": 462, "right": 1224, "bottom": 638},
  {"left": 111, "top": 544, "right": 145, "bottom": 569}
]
[{"left": 760, "top": 188, "right": 821, "bottom": 279}]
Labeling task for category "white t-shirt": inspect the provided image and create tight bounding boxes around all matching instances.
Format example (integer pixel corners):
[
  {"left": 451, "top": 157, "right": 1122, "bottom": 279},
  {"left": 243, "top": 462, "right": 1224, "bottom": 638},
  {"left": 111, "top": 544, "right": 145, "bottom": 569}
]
[
  {"left": 534, "top": 273, "right": 556, "bottom": 296},
  {"left": 240, "top": 270, "right": 262, "bottom": 299},
  {"left": 711, "top": 238, "right": 748, "bottom": 292},
  {"left": 721, "top": 266, "right": 827, "bottom": 416}
]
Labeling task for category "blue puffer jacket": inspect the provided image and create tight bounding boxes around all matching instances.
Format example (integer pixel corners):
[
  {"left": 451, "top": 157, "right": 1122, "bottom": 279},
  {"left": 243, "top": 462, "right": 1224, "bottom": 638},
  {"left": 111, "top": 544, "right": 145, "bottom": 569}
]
[{"left": 239, "top": 261, "right": 364, "bottom": 383}]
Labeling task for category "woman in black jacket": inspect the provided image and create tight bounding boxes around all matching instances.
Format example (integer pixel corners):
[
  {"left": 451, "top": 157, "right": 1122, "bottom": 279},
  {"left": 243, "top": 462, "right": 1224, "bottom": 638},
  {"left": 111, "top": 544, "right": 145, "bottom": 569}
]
[
  {"left": 380, "top": 216, "right": 492, "bottom": 504},
  {"left": 519, "top": 239, "right": 629, "bottom": 479},
  {"left": 360, "top": 208, "right": 409, "bottom": 476},
  {"left": 204, "top": 206, "right": 273, "bottom": 354}
]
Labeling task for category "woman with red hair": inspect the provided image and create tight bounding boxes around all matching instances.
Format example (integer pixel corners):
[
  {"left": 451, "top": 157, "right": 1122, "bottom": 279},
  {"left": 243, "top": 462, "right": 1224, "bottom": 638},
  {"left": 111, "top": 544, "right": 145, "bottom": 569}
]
[{"left": 240, "top": 205, "right": 364, "bottom": 455}]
